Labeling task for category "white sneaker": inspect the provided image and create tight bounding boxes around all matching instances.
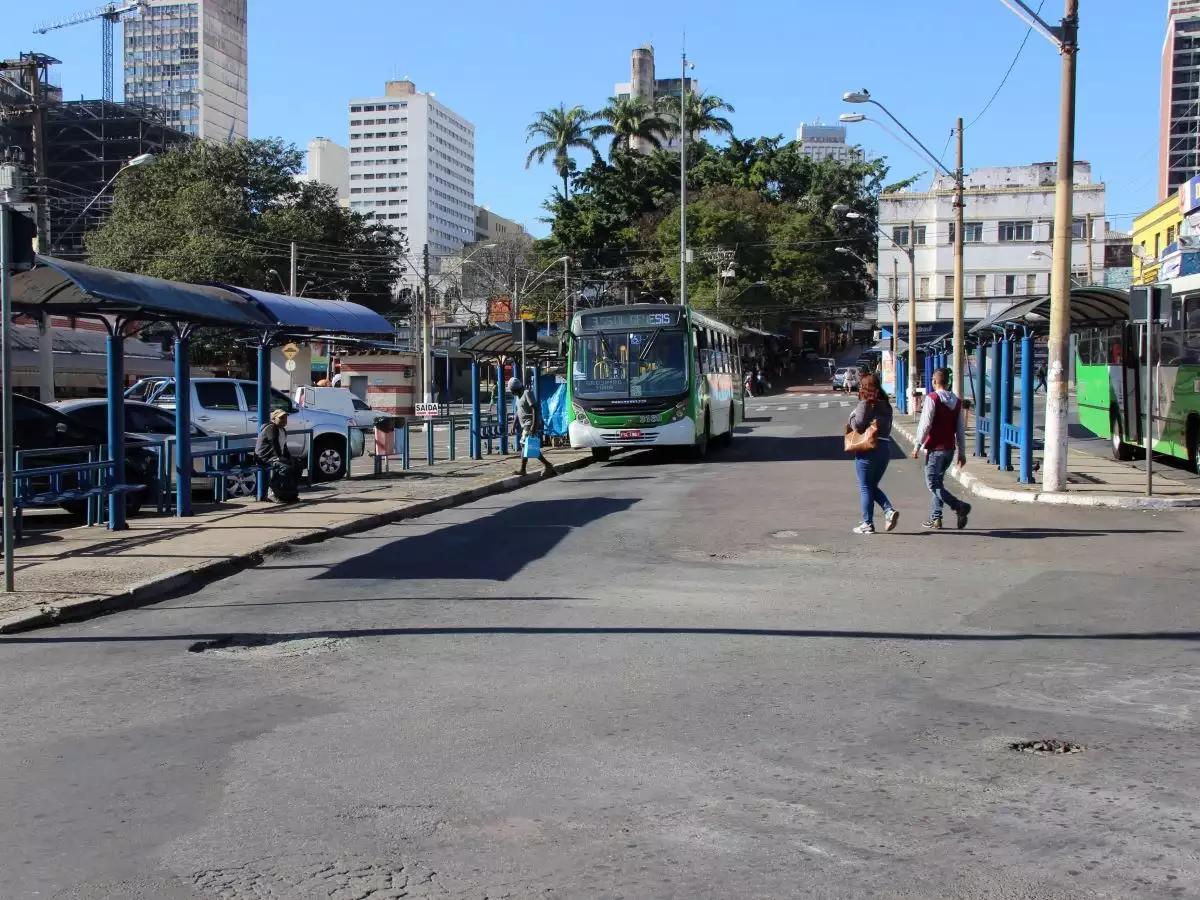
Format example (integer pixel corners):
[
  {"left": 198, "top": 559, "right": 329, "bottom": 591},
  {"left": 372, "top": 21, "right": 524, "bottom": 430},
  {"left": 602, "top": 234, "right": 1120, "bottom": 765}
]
[
  {"left": 884, "top": 508, "right": 900, "bottom": 533},
  {"left": 852, "top": 522, "right": 876, "bottom": 534}
]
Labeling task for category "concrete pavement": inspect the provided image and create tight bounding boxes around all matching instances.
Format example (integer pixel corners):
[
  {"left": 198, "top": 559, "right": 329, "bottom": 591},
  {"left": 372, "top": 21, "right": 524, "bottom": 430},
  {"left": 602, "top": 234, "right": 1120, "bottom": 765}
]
[{"left": 1, "top": 401, "right": 1199, "bottom": 898}]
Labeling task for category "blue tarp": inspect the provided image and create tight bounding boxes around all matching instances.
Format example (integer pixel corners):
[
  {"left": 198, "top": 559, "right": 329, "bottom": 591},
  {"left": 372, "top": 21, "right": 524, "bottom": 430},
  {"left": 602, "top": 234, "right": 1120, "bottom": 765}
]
[{"left": 542, "top": 383, "right": 568, "bottom": 438}]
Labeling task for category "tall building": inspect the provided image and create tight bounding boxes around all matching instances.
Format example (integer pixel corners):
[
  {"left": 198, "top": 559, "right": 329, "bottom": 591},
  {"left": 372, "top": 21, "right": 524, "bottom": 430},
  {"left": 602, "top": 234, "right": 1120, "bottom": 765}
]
[
  {"left": 796, "top": 121, "right": 860, "bottom": 164},
  {"left": 123, "top": 0, "right": 248, "bottom": 140},
  {"left": 347, "top": 80, "right": 476, "bottom": 262},
  {"left": 475, "top": 206, "right": 529, "bottom": 244},
  {"left": 302, "top": 137, "right": 349, "bottom": 202},
  {"left": 614, "top": 45, "right": 697, "bottom": 152},
  {"left": 1160, "top": 0, "right": 1200, "bottom": 198},
  {"left": 875, "top": 163, "right": 1106, "bottom": 339}
]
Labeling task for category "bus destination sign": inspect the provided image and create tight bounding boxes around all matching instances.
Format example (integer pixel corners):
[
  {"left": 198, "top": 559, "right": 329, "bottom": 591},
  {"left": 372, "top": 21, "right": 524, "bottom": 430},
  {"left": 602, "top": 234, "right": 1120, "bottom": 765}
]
[{"left": 579, "top": 309, "right": 680, "bottom": 331}]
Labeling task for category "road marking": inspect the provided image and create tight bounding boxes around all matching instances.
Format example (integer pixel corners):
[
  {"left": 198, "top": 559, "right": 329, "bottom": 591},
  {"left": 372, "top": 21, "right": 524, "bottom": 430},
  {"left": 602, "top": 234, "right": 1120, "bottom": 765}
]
[
  {"left": 840, "top": 401, "right": 852, "bottom": 407},
  {"left": 798, "top": 403, "right": 809, "bottom": 410},
  {"left": 777, "top": 406, "right": 788, "bottom": 411},
  {"left": 819, "top": 402, "right": 830, "bottom": 409},
  {"left": 755, "top": 406, "right": 768, "bottom": 412}
]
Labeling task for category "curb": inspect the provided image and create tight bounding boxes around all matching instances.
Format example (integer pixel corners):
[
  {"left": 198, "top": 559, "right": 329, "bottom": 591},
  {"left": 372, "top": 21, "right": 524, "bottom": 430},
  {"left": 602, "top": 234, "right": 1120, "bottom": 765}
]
[
  {"left": 0, "top": 453, "right": 595, "bottom": 635},
  {"left": 890, "top": 420, "right": 1200, "bottom": 510}
]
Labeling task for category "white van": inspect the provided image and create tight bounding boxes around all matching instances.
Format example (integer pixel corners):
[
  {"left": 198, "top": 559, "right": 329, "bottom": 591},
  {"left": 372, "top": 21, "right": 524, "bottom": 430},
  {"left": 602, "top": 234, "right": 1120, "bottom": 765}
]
[{"left": 294, "top": 386, "right": 380, "bottom": 430}]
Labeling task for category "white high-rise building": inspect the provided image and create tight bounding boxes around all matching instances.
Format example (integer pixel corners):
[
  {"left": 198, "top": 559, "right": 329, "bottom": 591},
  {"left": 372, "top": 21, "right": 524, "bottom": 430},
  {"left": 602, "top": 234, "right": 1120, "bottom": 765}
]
[
  {"left": 346, "top": 80, "right": 476, "bottom": 263},
  {"left": 123, "top": 0, "right": 248, "bottom": 140},
  {"left": 796, "top": 121, "right": 860, "bottom": 164},
  {"left": 303, "top": 137, "right": 349, "bottom": 202}
]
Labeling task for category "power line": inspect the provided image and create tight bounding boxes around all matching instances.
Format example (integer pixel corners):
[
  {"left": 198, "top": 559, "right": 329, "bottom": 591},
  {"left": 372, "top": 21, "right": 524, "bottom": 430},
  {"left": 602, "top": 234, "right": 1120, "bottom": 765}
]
[{"left": 965, "top": 0, "right": 1046, "bottom": 130}]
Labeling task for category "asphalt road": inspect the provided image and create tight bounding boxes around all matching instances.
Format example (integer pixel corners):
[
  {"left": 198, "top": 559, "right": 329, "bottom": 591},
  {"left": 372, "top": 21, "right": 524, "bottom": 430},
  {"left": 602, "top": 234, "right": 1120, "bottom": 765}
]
[{"left": 4, "top": 396, "right": 1200, "bottom": 899}]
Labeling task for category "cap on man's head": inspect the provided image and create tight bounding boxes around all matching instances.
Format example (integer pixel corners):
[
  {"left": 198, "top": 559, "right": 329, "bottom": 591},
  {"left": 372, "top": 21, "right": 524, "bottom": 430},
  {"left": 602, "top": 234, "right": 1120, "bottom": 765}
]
[{"left": 506, "top": 377, "right": 524, "bottom": 394}]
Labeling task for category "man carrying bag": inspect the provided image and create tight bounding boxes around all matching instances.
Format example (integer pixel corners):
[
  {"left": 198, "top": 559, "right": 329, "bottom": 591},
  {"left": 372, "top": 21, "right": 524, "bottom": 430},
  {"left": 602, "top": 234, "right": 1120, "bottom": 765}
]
[{"left": 508, "top": 377, "right": 558, "bottom": 479}]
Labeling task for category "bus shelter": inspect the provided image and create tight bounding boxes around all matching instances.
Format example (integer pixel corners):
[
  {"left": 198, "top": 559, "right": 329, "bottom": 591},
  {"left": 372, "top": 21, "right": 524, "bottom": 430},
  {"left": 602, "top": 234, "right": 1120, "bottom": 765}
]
[
  {"left": 969, "top": 287, "right": 1129, "bottom": 483},
  {"left": 9, "top": 257, "right": 393, "bottom": 526}
]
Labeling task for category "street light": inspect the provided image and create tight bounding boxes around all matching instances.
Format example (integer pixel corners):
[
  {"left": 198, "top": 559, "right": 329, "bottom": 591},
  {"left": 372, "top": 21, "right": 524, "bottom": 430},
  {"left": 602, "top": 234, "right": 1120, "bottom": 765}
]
[
  {"left": 54, "top": 152, "right": 153, "bottom": 250},
  {"left": 842, "top": 89, "right": 965, "bottom": 402},
  {"left": 996, "top": 0, "right": 1079, "bottom": 493},
  {"left": 835, "top": 246, "right": 868, "bottom": 266}
]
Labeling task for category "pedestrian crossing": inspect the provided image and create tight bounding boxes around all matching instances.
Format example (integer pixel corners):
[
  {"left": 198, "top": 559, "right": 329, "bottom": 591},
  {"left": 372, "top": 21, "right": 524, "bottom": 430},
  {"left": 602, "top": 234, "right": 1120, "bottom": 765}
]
[{"left": 753, "top": 400, "right": 854, "bottom": 412}]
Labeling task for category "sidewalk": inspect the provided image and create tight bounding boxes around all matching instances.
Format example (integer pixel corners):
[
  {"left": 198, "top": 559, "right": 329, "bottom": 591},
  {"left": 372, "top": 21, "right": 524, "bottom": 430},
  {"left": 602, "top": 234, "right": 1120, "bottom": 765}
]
[
  {"left": 891, "top": 412, "right": 1200, "bottom": 510},
  {"left": 0, "top": 448, "right": 592, "bottom": 633}
]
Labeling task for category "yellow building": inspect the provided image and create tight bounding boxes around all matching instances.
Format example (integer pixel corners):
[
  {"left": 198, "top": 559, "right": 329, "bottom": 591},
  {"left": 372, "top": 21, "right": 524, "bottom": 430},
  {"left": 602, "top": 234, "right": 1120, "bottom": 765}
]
[{"left": 1132, "top": 195, "right": 1183, "bottom": 285}]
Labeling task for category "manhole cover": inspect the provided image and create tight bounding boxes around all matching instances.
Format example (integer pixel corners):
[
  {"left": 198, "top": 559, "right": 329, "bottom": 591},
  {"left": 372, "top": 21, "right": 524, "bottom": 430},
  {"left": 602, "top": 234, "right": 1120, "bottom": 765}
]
[
  {"left": 771, "top": 530, "right": 800, "bottom": 539},
  {"left": 1010, "top": 739, "right": 1085, "bottom": 755},
  {"left": 188, "top": 634, "right": 347, "bottom": 658}
]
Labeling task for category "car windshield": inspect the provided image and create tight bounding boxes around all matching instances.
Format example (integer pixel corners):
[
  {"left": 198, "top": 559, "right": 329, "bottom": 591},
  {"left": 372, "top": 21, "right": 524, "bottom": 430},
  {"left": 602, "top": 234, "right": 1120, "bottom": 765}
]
[{"left": 571, "top": 329, "right": 689, "bottom": 399}]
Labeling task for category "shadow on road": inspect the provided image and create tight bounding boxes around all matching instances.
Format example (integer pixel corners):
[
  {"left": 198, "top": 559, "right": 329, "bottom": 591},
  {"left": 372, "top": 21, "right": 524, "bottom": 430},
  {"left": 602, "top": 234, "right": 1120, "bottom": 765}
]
[
  {"left": 8, "top": 625, "right": 1200, "bottom": 647},
  {"left": 313, "top": 497, "right": 637, "bottom": 581},
  {"left": 929, "top": 528, "right": 1182, "bottom": 539}
]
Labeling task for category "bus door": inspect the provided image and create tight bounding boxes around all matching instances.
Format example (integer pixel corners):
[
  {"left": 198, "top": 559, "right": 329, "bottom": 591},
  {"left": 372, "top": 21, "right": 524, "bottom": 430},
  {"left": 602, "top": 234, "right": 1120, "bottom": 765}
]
[{"left": 1118, "top": 323, "right": 1143, "bottom": 445}]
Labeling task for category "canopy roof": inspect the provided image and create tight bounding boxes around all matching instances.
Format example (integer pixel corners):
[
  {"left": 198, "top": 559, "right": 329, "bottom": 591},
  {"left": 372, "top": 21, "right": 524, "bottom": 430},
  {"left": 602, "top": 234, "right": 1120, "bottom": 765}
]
[
  {"left": 871, "top": 338, "right": 909, "bottom": 354},
  {"left": 971, "top": 287, "right": 1130, "bottom": 334},
  {"left": 213, "top": 285, "right": 394, "bottom": 335},
  {"left": 12, "top": 257, "right": 271, "bottom": 327},
  {"left": 459, "top": 328, "right": 559, "bottom": 359}
]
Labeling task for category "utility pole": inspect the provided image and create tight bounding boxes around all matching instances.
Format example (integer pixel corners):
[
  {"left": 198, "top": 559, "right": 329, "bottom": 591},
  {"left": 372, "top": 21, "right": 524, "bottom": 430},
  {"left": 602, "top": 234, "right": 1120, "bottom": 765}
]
[
  {"left": 907, "top": 225, "right": 918, "bottom": 411},
  {"left": 27, "top": 58, "right": 54, "bottom": 403},
  {"left": 1, "top": 207, "right": 14, "bottom": 591},
  {"left": 679, "top": 50, "right": 690, "bottom": 307},
  {"left": 891, "top": 256, "right": 900, "bottom": 393},
  {"left": 1043, "top": 0, "right": 1079, "bottom": 493},
  {"left": 422, "top": 242, "right": 433, "bottom": 405},
  {"left": 289, "top": 241, "right": 298, "bottom": 296},
  {"left": 1084, "top": 211, "right": 1094, "bottom": 285},
  {"left": 562, "top": 257, "right": 570, "bottom": 330},
  {"left": 952, "top": 118, "right": 965, "bottom": 398}
]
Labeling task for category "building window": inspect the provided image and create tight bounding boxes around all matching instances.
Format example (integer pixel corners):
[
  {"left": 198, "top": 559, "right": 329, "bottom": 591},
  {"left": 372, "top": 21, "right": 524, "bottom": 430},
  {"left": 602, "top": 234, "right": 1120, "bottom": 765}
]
[
  {"left": 1071, "top": 218, "right": 1088, "bottom": 240},
  {"left": 974, "top": 274, "right": 986, "bottom": 297},
  {"left": 886, "top": 277, "right": 896, "bottom": 299},
  {"left": 919, "top": 277, "right": 930, "bottom": 299},
  {"left": 1026, "top": 274, "right": 1037, "bottom": 295},
  {"left": 943, "top": 275, "right": 955, "bottom": 297},
  {"left": 1155, "top": 234, "right": 1161, "bottom": 258},
  {"left": 1168, "top": 225, "right": 1177, "bottom": 246},
  {"left": 1004, "top": 274, "right": 1017, "bottom": 295},
  {"left": 350, "top": 105, "right": 362, "bottom": 112},
  {"left": 892, "top": 226, "right": 909, "bottom": 247},
  {"left": 999, "top": 220, "right": 1033, "bottom": 242}
]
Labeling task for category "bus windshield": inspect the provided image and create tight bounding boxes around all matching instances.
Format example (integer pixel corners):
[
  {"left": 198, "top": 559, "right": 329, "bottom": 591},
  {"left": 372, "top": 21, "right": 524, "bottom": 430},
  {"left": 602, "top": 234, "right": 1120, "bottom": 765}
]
[{"left": 572, "top": 328, "right": 689, "bottom": 399}]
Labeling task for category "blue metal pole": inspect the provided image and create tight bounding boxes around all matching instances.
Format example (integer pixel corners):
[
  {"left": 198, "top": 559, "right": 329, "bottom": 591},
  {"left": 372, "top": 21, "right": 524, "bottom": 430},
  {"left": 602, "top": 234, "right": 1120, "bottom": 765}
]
[
  {"left": 974, "top": 339, "right": 987, "bottom": 458},
  {"left": 999, "top": 336, "right": 1013, "bottom": 471},
  {"left": 988, "top": 340, "right": 1001, "bottom": 467},
  {"left": 497, "top": 363, "right": 509, "bottom": 455},
  {"left": 449, "top": 416, "right": 457, "bottom": 460},
  {"left": 1019, "top": 332, "right": 1035, "bottom": 484},
  {"left": 256, "top": 341, "right": 270, "bottom": 501},
  {"left": 896, "top": 357, "right": 906, "bottom": 414},
  {"left": 470, "top": 359, "right": 481, "bottom": 460},
  {"left": 426, "top": 416, "right": 435, "bottom": 464},
  {"left": 924, "top": 354, "right": 933, "bottom": 394},
  {"left": 174, "top": 334, "right": 192, "bottom": 517},
  {"left": 106, "top": 330, "right": 127, "bottom": 530},
  {"left": 401, "top": 418, "right": 411, "bottom": 470}
]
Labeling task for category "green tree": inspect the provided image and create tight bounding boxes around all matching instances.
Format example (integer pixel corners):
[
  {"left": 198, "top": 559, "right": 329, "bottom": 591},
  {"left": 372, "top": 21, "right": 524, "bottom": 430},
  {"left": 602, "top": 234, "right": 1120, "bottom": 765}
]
[
  {"left": 657, "top": 92, "right": 736, "bottom": 143},
  {"left": 590, "top": 96, "right": 669, "bottom": 157},
  {"left": 524, "top": 104, "right": 599, "bottom": 198}
]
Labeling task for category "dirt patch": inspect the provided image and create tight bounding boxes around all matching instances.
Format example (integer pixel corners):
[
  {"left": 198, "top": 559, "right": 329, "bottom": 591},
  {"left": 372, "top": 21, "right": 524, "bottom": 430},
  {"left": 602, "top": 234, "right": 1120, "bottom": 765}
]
[{"left": 187, "top": 634, "right": 348, "bottom": 658}]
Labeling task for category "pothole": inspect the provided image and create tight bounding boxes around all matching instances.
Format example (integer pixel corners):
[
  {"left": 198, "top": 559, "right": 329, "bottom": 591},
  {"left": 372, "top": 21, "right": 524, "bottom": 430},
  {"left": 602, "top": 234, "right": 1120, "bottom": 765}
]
[
  {"left": 187, "top": 634, "right": 348, "bottom": 658},
  {"left": 1010, "top": 739, "right": 1086, "bottom": 755}
]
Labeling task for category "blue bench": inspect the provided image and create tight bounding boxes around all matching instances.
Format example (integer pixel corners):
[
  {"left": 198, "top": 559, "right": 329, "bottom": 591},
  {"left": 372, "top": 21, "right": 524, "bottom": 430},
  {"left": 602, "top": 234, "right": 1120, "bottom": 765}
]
[{"left": 12, "top": 457, "right": 147, "bottom": 541}]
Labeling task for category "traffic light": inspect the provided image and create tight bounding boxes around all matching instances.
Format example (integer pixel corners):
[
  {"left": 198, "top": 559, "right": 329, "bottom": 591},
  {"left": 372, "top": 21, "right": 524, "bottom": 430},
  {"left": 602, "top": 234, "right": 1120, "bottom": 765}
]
[{"left": 2, "top": 205, "right": 36, "bottom": 272}]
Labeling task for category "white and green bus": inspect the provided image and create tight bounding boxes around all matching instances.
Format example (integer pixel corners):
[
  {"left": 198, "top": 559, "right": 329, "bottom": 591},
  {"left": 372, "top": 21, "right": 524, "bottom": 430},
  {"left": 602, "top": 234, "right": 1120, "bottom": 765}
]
[
  {"left": 1076, "top": 289, "right": 1200, "bottom": 470},
  {"left": 566, "top": 304, "right": 743, "bottom": 460}
]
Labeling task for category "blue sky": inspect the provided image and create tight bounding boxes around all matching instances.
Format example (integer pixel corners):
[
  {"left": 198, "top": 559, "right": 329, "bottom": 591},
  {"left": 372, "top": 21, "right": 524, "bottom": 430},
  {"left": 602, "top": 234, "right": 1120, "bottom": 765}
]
[{"left": 16, "top": 0, "right": 1164, "bottom": 237}]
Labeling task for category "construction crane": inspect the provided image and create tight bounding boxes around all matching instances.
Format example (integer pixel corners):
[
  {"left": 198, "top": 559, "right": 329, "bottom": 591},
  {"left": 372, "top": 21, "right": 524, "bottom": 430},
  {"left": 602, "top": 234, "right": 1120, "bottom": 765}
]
[{"left": 33, "top": 2, "right": 148, "bottom": 104}]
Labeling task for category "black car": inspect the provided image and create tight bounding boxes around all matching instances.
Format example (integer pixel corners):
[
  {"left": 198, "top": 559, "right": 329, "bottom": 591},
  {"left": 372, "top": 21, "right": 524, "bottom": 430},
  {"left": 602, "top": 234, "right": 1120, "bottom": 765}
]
[{"left": 8, "top": 394, "right": 159, "bottom": 517}]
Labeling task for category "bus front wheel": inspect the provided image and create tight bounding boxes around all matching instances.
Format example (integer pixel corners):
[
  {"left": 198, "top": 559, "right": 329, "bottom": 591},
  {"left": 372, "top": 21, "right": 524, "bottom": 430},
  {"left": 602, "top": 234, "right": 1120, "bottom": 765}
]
[
  {"left": 693, "top": 413, "right": 711, "bottom": 458},
  {"left": 1111, "top": 410, "right": 1135, "bottom": 462}
]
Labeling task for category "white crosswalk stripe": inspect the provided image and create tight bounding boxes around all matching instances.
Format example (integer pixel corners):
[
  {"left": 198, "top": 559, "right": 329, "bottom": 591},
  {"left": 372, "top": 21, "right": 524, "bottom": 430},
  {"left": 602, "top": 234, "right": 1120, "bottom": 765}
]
[
  {"left": 777, "top": 406, "right": 788, "bottom": 411},
  {"left": 819, "top": 402, "right": 830, "bottom": 409}
]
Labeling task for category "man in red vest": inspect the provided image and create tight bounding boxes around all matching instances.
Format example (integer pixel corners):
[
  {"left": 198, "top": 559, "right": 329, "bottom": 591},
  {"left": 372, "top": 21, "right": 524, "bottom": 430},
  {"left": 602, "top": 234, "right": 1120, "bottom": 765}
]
[{"left": 911, "top": 367, "right": 971, "bottom": 530}]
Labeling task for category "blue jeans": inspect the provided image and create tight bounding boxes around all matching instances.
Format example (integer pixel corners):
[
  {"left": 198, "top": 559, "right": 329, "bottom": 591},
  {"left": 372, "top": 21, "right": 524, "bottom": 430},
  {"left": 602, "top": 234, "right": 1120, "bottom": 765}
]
[
  {"left": 854, "top": 442, "right": 893, "bottom": 525},
  {"left": 925, "top": 449, "right": 964, "bottom": 519}
]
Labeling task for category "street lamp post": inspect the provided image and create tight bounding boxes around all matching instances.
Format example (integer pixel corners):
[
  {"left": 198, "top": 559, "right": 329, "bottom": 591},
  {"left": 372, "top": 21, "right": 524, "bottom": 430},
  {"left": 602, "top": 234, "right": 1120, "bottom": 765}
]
[
  {"left": 842, "top": 93, "right": 964, "bottom": 399},
  {"left": 839, "top": 210, "right": 919, "bottom": 410},
  {"left": 998, "top": 0, "right": 1080, "bottom": 492}
]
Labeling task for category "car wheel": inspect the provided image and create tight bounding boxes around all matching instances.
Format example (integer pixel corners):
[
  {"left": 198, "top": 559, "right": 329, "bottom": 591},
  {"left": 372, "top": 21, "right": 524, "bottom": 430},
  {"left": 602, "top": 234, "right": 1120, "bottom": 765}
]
[
  {"left": 313, "top": 436, "right": 347, "bottom": 481},
  {"left": 225, "top": 471, "right": 258, "bottom": 498}
]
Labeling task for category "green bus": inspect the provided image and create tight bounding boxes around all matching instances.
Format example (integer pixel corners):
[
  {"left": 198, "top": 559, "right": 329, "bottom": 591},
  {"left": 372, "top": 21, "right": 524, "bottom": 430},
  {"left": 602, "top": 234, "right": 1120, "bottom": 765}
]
[
  {"left": 1076, "top": 291, "right": 1200, "bottom": 470},
  {"left": 565, "top": 303, "right": 743, "bottom": 459}
]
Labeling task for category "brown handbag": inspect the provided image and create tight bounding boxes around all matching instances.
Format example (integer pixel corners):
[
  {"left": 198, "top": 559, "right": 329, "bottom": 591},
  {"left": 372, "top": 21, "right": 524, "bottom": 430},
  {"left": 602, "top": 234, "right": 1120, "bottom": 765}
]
[{"left": 844, "top": 420, "right": 879, "bottom": 453}]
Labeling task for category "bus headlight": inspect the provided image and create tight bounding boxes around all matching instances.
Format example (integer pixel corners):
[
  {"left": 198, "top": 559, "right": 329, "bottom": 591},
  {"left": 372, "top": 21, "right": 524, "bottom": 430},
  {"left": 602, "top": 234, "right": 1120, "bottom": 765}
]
[
  {"left": 669, "top": 401, "right": 687, "bottom": 423},
  {"left": 572, "top": 402, "right": 589, "bottom": 423}
]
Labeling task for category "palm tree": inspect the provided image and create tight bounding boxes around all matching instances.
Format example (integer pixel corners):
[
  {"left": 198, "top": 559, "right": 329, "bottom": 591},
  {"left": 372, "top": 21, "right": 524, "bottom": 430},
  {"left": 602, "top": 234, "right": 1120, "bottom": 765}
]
[
  {"left": 525, "top": 104, "right": 599, "bottom": 197},
  {"left": 590, "top": 96, "right": 669, "bottom": 157},
  {"left": 657, "top": 91, "right": 736, "bottom": 143}
]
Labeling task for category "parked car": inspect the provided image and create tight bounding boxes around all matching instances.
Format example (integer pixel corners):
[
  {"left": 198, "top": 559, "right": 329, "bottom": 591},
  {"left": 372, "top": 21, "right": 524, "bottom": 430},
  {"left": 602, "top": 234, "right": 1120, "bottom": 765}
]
[
  {"left": 832, "top": 367, "right": 861, "bottom": 392},
  {"left": 8, "top": 394, "right": 158, "bottom": 517},
  {"left": 127, "top": 377, "right": 366, "bottom": 481},
  {"left": 52, "top": 398, "right": 259, "bottom": 498},
  {"left": 294, "top": 386, "right": 380, "bottom": 430}
]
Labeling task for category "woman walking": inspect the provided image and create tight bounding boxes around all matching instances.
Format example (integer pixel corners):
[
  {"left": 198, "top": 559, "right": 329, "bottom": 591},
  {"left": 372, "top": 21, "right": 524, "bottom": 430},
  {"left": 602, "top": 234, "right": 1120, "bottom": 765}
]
[{"left": 847, "top": 372, "right": 899, "bottom": 534}]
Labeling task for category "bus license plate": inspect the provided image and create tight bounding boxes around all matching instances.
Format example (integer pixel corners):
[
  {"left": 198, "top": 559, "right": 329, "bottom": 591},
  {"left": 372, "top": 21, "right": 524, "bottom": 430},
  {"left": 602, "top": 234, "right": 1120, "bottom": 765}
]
[{"left": 619, "top": 429, "right": 643, "bottom": 439}]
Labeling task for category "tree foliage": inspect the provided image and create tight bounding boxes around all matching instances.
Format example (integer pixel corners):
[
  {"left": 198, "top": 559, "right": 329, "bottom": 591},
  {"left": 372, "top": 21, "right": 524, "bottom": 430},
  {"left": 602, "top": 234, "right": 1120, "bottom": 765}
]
[
  {"left": 590, "top": 96, "right": 668, "bottom": 157},
  {"left": 86, "top": 138, "right": 405, "bottom": 313},
  {"left": 524, "top": 104, "right": 599, "bottom": 198}
]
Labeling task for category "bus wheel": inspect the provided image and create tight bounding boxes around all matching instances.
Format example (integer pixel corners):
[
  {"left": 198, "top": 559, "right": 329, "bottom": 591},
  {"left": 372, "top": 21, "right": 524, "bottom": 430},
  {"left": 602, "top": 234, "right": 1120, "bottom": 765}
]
[
  {"left": 591, "top": 447, "right": 612, "bottom": 462},
  {"left": 693, "top": 413, "right": 711, "bottom": 458},
  {"left": 1111, "top": 409, "right": 1135, "bottom": 461}
]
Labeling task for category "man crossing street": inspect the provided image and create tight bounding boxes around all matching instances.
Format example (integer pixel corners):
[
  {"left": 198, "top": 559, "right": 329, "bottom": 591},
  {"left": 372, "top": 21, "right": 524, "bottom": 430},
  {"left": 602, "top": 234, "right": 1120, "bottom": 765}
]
[{"left": 912, "top": 368, "right": 971, "bottom": 530}]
